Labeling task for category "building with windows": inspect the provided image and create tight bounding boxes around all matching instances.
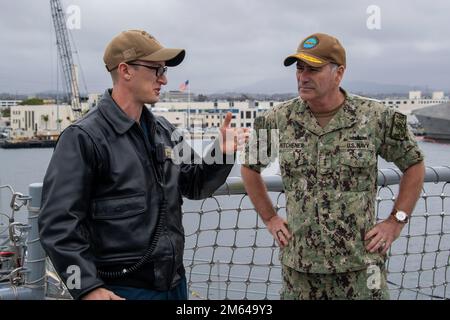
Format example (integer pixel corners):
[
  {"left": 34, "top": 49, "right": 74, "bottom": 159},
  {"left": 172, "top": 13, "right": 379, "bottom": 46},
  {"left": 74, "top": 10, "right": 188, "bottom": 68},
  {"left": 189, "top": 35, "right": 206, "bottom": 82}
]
[
  {"left": 10, "top": 104, "right": 73, "bottom": 138},
  {"left": 160, "top": 90, "right": 193, "bottom": 102},
  {"left": 0, "top": 100, "right": 22, "bottom": 108},
  {"left": 381, "top": 91, "right": 448, "bottom": 114},
  {"left": 150, "top": 100, "right": 276, "bottom": 129}
]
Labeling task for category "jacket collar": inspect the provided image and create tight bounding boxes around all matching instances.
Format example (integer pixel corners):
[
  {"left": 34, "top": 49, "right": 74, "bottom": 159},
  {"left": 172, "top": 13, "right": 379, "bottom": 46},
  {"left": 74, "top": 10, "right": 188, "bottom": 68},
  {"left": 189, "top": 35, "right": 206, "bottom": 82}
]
[
  {"left": 288, "top": 88, "right": 358, "bottom": 136},
  {"left": 97, "top": 89, "right": 138, "bottom": 135}
]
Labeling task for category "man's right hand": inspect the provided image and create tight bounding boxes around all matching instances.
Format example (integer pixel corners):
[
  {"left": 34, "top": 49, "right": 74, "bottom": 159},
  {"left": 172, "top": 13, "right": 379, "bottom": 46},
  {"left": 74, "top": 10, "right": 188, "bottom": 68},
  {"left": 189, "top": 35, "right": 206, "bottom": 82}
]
[
  {"left": 241, "top": 166, "right": 292, "bottom": 248},
  {"left": 81, "top": 287, "right": 125, "bottom": 300},
  {"left": 265, "top": 215, "right": 292, "bottom": 249}
]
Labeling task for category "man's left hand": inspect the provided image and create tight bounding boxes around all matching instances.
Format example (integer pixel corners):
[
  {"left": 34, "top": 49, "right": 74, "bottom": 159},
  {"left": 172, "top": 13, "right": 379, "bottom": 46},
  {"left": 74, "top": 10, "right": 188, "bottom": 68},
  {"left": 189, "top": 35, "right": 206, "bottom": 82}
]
[
  {"left": 219, "top": 112, "right": 250, "bottom": 154},
  {"left": 365, "top": 217, "right": 405, "bottom": 255}
]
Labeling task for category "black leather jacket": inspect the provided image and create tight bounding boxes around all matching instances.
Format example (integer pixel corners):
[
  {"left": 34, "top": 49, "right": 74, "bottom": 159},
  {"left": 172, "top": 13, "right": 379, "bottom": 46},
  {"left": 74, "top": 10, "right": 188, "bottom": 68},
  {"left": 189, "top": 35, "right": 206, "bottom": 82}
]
[{"left": 38, "top": 90, "right": 233, "bottom": 299}]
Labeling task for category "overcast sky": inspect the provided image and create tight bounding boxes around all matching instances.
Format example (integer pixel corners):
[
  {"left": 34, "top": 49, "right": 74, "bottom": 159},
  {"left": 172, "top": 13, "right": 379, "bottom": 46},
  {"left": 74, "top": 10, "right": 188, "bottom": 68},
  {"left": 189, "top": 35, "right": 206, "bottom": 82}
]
[{"left": 1, "top": 0, "right": 449, "bottom": 95}]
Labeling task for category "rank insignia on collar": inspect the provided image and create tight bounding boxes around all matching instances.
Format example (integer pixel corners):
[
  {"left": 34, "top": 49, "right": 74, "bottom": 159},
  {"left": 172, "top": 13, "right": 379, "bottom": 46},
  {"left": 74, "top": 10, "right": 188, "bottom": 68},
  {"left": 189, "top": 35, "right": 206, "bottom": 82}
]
[{"left": 165, "top": 146, "right": 173, "bottom": 159}]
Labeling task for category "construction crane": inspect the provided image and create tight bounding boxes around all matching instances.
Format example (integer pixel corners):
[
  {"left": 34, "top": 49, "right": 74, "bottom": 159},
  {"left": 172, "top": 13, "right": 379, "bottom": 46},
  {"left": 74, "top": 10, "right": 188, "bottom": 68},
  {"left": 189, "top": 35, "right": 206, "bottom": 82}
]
[{"left": 50, "top": 0, "right": 82, "bottom": 120}]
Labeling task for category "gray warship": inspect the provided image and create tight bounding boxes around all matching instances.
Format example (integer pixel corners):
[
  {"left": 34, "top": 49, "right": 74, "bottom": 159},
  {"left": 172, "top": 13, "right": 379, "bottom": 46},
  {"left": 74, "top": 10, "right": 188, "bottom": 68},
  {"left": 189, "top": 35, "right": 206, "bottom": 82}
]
[{"left": 412, "top": 102, "right": 450, "bottom": 141}]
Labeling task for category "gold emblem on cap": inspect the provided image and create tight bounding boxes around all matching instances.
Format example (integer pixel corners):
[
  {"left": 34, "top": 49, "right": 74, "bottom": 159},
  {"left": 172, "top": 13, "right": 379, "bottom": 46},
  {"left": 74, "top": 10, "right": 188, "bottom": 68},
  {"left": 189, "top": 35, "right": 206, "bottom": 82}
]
[{"left": 298, "top": 53, "right": 324, "bottom": 64}]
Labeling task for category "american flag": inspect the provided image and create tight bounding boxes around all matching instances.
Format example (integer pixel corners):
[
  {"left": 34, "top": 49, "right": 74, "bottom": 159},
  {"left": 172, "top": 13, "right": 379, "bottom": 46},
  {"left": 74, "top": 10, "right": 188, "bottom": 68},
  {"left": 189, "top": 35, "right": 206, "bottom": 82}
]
[{"left": 179, "top": 80, "right": 189, "bottom": 92}]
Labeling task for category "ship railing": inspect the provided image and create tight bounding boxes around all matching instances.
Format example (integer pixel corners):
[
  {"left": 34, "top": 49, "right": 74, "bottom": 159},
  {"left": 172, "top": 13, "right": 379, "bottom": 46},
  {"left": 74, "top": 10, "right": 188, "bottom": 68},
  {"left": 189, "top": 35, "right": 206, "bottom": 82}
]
[
  {"left": 183, "top": 166, "right": 450, "bottom": 300},
  {"left": 0, "top": 166, "right": 449, "bottom": 300}
]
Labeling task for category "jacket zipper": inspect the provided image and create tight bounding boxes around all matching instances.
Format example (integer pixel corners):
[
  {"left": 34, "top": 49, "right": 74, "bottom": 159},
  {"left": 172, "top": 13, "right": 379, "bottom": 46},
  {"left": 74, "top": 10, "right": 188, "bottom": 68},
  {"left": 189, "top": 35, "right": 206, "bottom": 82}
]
[
  {"left": 137, "top": 122, "right": 177, "bottom": 287},
  {"left": 136, "top": 124, "right": 162, "bottom": 186}
]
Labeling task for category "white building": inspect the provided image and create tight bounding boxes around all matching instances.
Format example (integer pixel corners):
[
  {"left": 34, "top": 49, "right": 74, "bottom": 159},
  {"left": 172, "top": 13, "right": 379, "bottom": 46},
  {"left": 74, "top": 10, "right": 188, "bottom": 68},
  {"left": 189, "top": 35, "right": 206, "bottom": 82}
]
[
  {"left": 161, "top": 91, "right": 192, "bottom": 102},
  {"left": 432, "top": 91, "right": 444, "bottom": 100},
  {"left": 10, "top": 104, "right": 74, "bottom": 138},
  {"left": 87, "top": 93, "right": 102, "bottom": 109},
  {"left": 151, "top": 109, "right": 186, "bottom": 128},
  {"left": 0, "top": 117, "right": 10, "bottom": 128},
  {"left": 148, "top": 100, "right": 276, "bottom": 129},
  {"left": 0, "top": 100, "right": 22, "bottom": 108},
  {"left": 409, "top": 91, "right": 422, "bottom": 100},
  {"left": 381, "top": 91, "right": 449, "bottom": 115}
]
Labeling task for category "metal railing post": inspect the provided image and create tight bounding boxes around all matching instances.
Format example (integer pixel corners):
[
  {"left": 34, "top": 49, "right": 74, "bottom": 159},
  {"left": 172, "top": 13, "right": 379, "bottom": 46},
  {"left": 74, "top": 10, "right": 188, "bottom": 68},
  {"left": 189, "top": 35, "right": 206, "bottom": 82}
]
[{"left": 23, "top": 183, "right": 46, "bottom": 299}]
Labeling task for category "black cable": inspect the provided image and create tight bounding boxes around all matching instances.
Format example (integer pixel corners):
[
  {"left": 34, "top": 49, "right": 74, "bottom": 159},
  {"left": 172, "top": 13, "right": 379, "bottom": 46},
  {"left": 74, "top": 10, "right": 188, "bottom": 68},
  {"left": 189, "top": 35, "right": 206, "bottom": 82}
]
[
  {"left": 97, "top": 198, "right": 167, "bottom": 279},
  {"left": 98, "top": 138, "right": 169, "bottom": 278}
]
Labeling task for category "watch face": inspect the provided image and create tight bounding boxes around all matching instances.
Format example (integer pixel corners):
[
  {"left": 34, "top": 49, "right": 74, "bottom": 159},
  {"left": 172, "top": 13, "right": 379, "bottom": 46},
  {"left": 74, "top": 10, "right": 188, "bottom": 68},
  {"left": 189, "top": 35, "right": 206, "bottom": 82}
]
[{"left": 396, "top": 211, "right": 407, "bottom": 221}]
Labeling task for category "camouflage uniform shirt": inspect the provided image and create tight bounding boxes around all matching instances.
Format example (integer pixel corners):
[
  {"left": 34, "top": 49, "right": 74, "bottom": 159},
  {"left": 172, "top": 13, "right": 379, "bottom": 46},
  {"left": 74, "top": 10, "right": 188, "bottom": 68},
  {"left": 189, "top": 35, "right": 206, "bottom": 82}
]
[{"left": 243, "top": 90, "right": 424, "bottom": 273}]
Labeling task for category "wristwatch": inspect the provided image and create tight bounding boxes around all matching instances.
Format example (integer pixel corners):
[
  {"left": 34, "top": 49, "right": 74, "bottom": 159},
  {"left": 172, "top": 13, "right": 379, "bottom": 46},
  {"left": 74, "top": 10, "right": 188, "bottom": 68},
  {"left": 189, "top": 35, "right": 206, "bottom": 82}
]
[{"left": 391, "top": 208, "right": 409, "bottom": 224}]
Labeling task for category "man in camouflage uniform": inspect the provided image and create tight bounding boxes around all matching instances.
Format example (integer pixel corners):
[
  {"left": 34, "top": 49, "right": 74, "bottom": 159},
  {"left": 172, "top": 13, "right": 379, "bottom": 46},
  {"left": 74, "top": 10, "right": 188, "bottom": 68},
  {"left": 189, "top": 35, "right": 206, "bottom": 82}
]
[{"left": 241, "top": 33, "right": 425, "bottom": 300}]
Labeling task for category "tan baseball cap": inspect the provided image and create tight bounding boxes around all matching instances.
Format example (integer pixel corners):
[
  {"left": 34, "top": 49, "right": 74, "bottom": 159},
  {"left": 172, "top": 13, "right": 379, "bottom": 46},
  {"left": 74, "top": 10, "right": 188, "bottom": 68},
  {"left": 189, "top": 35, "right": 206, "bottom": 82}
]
[
  {"left": 284, "top": 33, "right": 346, "bottom": 67},
  {"left": 103, "top": 30, "right": 185, "bottom": 71}
]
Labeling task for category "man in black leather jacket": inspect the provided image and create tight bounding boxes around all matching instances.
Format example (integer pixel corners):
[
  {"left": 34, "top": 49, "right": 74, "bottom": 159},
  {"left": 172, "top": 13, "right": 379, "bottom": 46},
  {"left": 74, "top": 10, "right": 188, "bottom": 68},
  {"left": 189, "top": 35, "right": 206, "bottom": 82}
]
[{"left": 38, "top": 30, "right": 247, "bottom": 300}]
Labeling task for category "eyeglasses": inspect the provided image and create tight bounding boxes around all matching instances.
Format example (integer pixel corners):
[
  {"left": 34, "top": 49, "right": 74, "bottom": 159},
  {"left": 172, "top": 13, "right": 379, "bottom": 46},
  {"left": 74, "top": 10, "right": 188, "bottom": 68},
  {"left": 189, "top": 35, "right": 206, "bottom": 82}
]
[{"left": 127, "top": 63, "right": 168, "bottom": 77}]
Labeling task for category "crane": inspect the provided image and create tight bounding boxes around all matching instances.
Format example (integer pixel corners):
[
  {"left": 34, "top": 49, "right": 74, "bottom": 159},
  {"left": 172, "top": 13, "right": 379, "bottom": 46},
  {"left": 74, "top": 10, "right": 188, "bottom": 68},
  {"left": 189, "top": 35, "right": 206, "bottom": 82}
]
[{"left": 49, "top": 0, "right": 82, "bottom": 120}]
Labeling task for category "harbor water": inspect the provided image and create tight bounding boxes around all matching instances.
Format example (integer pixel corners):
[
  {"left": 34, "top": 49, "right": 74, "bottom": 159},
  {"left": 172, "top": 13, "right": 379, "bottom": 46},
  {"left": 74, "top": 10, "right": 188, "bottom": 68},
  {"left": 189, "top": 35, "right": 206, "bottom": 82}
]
[{"left": 2, "top": 139, "right": 449, "bottom": 197}]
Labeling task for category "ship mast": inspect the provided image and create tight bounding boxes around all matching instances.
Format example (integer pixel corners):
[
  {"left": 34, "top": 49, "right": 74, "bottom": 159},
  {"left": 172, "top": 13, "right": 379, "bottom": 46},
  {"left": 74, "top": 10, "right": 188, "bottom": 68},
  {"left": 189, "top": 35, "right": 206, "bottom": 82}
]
[{"left": 49, "top": 0, "right": 82, "bottom": 120}]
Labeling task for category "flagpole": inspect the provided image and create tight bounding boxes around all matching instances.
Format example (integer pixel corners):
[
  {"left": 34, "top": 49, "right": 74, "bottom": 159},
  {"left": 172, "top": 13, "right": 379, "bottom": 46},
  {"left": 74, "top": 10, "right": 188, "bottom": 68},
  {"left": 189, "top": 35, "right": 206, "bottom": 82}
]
[{"left": 187, "top": 83, "right": 191, "bottom": 130}]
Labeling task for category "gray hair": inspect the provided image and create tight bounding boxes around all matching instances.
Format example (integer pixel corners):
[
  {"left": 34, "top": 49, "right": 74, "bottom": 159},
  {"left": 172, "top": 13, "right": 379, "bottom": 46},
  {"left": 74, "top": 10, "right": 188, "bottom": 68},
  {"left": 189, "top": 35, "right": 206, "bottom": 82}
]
[{"left": 330, "top": 63, "right": 339, "bottom": 72}]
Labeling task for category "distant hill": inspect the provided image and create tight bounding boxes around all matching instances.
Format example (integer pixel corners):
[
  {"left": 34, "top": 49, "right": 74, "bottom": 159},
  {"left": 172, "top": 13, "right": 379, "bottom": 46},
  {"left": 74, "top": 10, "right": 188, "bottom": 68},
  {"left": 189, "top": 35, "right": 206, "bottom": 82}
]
[
  {"left": 342, "top": 80, "right": 434, "bottom": 96},
  {"left": 228, "top": 75, "right": 437, "bottom": 97},
  {"left": 230, "top": 76, "right": 297, "bottom": 95}
]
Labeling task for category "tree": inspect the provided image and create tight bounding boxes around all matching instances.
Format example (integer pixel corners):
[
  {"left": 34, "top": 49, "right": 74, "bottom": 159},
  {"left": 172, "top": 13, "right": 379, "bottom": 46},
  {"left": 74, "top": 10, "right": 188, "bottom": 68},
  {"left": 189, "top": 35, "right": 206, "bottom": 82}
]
[
  {"left": 1, "top": 107, "right": 10, "bottom": 118},
  {"left": 56, "top": 118, "right": 63, "bottom": 131},
  {"left": 195, "top": 94, "right": 208, "bottom": 102},
  {"left": 41, "top": 114, "right": 49, "bottom": 129},
  {"left": 19, "top": 98, "right": 44, "bottom": 105}
]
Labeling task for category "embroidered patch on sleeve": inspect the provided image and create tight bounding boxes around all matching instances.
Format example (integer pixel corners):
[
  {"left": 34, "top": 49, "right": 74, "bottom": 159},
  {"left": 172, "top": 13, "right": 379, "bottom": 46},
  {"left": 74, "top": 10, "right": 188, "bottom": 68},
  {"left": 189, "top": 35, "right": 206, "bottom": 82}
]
[{"left": 390, "top": 112, "right": 407, "bottom": 140}]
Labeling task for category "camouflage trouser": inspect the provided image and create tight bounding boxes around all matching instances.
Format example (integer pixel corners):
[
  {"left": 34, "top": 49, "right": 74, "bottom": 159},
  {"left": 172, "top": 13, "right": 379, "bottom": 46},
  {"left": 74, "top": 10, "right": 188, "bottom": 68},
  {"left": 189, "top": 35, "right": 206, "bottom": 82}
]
[{"left": 281, "top": 264, "right": 390, "bottom": 300}]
